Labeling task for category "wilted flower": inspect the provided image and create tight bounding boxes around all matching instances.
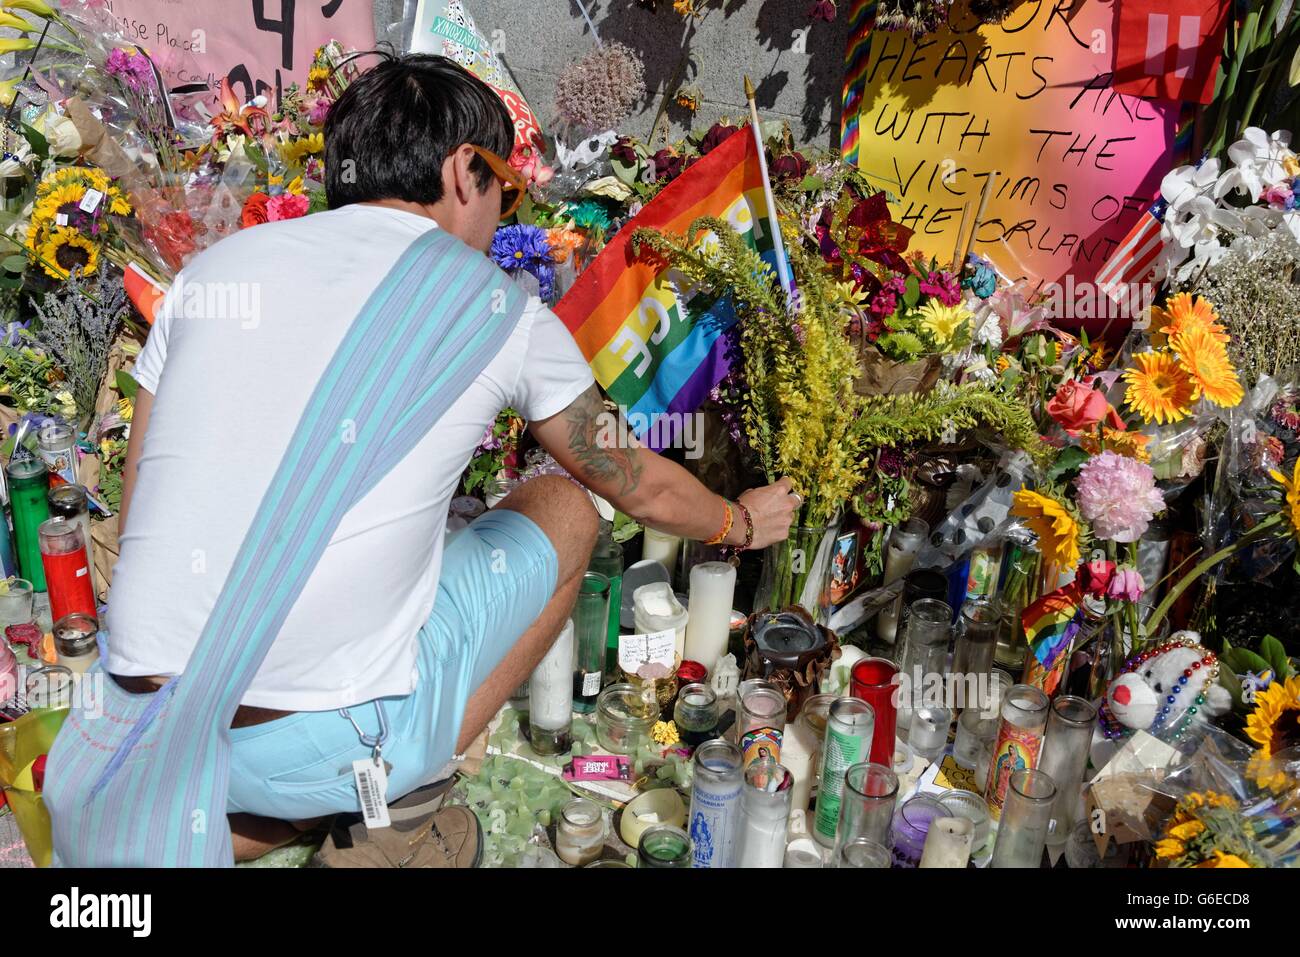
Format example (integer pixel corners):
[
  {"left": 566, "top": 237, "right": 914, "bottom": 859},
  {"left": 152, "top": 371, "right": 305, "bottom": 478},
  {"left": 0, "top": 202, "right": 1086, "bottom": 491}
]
[
  {"left": 699, "top": 122, "right": 736, "bottom": 155},
  {"left": 554, "top": 42, "right": 646, "bottom": 133}
]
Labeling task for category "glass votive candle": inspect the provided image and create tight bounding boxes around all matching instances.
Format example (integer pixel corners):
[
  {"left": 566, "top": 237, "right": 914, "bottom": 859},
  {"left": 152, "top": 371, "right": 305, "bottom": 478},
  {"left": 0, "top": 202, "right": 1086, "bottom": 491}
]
[
  {"left": 52, "top": 612, "right": 98, "bottom": 674},
  {"left": 938, "top": 788, "right": 991, "bottom": 854},
  {"left": 556, "top": 798, "right": 606, "bottom": 867},
  {"left": 919, "top": 815, "right": 974, "bottom": 868},
  {"left": 829, "top": 761, "right": 898, "bottom": 853},
  {"left": 783, "top": 836, "right": 824, "bottom": 868},
  {"left": 26, "top": 665, "right": 74, "bottom": 710},
  {"left": 735, "top": 680, "right": 787, "bottom": 768},
  {"left": 595, "top": 683, "right": 658, "bottom": 755},
  {"left": 953, "top": 708, "right": 997, "bottom": 769},
  {"left": 673, "top": 682, "right": 720, "bottom": 747},
  {"left": 1038, "top": 695, "right": 1098, "bottom": 847},
  {"left": 849, "top": 657, "right": 899, "bottom": 765},
  {"left": 907, "top": 706, "right": 952, "bottom": 764},
  {"left": 585, "top": 859, "right": 631, "bottom": 868},
  {"left": 890, "top": 793, "right": 947, "bottom": 868},
  {"left": 990, "top": 768, "right": 1058, "bottom": 868},
  {"left": 0, "top": 578, "right": 34, "bottom": 627},
  {"left": 734, "top": 762, "right": 794, "bottom": 868},
  {"left": 837, "top": 838, "right": 892, "bottom": 869},
  {"left": 637, "top": 824, "right": 691, "bottom": 868}
]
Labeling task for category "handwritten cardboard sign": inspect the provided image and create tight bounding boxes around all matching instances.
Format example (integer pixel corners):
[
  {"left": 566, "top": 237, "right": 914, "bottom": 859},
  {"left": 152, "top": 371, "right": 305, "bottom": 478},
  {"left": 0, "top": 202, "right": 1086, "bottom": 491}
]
[
  {"left": 103, "top": 0, "right": 375, "bottom": 102},
  {"left": 855, "top": 0, "right": 1176, "bottom": 285}
]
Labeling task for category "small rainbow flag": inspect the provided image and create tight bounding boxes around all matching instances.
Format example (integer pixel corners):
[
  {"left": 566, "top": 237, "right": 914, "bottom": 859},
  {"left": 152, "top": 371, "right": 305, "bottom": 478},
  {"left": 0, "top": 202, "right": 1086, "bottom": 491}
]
[
  {"left": 554, "top": 127, "right": 778, "bottom": 450},
  {"left": 839, "top": 0, "right": 878, "bottom": 165},
  {"left": 1022, "top": 582, "right": 1084, "bottom": 672}
]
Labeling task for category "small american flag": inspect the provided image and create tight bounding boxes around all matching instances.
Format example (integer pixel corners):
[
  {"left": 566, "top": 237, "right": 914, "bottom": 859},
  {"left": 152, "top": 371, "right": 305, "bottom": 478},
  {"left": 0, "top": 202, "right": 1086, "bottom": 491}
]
[{"left": 1095, "top": 198, "right": 1168, "bottom": 293}]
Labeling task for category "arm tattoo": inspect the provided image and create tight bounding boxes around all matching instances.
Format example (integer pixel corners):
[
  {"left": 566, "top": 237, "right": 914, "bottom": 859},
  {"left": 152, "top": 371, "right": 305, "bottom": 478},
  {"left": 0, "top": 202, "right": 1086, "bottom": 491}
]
[{"left": 563, "top": 385, "right": 644, "bottom": 496}]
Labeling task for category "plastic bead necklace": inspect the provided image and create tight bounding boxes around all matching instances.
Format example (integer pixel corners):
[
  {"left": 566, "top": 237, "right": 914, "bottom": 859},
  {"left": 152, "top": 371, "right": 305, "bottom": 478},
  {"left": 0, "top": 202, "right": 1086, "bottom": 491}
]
[{"left": 1098, "top": 635, "right": 1219, "bottom": 742}]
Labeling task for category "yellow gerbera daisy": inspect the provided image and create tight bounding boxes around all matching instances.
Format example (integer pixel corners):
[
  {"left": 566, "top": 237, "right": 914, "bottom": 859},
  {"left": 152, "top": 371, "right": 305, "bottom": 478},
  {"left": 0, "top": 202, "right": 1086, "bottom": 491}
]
[
  {"left": 35, "top": 225, "right": 98, "bottom": 279},
  {"left": 918, "top": 299, "right": 972, "bottom": 349},
  {"left": 1155, "top": 292, "right": 1229, "bottom": 344},
  {"left": 1268, "top": 459, "right": 1300, "bottom": 543},
  {"left": 1122, "top": 351, "right": 1196, "bottom": 424},
  {"left": 1010, "top": 489, "right": 1081, "bottom": 568}
]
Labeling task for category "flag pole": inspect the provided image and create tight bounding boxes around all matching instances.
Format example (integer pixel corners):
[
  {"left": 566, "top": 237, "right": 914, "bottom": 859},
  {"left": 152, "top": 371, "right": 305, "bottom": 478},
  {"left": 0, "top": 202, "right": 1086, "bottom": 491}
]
[{"left": 744, "top": 75, "right": 795, "bottom": 307}]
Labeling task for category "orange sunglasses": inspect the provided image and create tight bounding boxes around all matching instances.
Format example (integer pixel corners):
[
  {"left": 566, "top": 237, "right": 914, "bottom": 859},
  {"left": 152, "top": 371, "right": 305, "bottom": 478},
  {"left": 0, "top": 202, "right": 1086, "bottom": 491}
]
[{"left": 469, "top": 144, "right": 528, "bottom": 219}]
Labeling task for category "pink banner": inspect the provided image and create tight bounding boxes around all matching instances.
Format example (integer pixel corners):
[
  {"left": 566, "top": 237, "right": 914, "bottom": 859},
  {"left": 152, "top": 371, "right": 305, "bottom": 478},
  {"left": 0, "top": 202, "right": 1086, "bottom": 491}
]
[{"left": 103, "top": 0, "right": 375, "bottom": 101}]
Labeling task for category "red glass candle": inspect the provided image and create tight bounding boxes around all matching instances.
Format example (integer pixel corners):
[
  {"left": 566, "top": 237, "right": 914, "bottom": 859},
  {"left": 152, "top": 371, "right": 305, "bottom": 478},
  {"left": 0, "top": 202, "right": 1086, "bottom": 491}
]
[
  {"left": 39, "top": 519, "right": 95, "bottom": 623},
  {"left": 850, "top": 657, "right": 900, "bottom": 765}
]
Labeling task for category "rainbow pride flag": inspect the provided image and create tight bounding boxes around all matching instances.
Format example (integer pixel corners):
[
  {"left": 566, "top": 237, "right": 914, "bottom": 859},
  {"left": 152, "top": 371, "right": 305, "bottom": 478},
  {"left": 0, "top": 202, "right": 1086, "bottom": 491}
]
[
  {"left": 1023, "top": 582, "right": 1084, "bottom": 672},
  {"left": 554, "top": 127, "right": 777, "bottom": 450}
]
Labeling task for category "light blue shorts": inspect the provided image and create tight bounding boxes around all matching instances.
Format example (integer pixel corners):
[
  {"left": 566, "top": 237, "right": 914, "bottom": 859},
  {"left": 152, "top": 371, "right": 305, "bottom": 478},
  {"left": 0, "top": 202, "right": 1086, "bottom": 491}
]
[{"left": 226, "top": 508, "right": 558, "bottom": 820}]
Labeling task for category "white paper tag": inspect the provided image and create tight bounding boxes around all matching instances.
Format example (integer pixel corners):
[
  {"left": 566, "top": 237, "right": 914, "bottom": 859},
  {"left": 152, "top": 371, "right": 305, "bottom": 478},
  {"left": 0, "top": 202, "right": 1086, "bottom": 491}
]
[
  {"left": 352, "top": 758, "right": 390, "bottom": 829},
  {"left": 55, "top": 213, "right": 68, "bottom": 226},
  {"left": 617, "top": 628, "right": 677, "bottom": 674},
  {"left": 79, "top": 189, "right": 104, "bottom": 214},
  {"left": 581, "top": 670, "right": 602, "bottom": 697}
]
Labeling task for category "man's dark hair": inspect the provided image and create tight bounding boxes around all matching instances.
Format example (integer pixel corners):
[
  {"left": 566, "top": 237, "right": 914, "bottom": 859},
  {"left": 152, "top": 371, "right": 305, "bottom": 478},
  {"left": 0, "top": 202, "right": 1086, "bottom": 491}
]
[{"left": 324, "top": 53, "right": 514, "bottom": 209}]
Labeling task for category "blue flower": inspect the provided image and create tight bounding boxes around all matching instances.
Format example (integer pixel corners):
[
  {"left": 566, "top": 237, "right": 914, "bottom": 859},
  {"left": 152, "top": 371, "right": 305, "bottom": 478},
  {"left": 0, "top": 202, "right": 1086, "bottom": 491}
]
[
  {"left": 491, "top": 225, "right": 557, "bottom": 301},
  {"left": 566, "top": 199, "right": 612, "bottom": 232}
]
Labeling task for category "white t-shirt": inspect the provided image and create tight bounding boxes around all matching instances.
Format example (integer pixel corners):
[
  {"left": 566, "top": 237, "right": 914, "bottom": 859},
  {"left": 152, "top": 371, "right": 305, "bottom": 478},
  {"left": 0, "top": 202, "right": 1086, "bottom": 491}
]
[{"left": 106, "top": 205, "right": 594, "bottom": 710}]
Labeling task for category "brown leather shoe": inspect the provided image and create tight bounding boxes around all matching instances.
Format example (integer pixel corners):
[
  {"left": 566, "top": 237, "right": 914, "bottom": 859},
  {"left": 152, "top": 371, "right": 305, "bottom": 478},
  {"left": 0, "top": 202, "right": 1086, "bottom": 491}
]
[{"left": 312, "top": 805, "right": 482, "bottom": 868}]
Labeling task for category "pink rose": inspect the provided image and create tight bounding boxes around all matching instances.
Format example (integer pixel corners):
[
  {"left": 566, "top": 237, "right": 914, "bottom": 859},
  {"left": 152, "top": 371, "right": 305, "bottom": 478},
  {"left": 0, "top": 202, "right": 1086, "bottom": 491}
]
[
  {"left": 1106, "top": 567, "right": 1145, "bottom": 603},
  {"left": 266, "top": 193, "right": 310, "bottom": 222}
]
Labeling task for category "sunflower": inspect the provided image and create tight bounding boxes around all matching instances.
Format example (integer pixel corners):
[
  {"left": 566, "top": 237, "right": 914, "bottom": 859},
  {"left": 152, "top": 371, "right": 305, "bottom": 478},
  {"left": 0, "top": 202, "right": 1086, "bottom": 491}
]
[
  {"left": 1010, "top": 489, "right": 1081, "bottom": 568},
  {"left": 1122, "top": 351, "right": 1196, "bottom": 424},
  {"left": 1173, "top": 328, "right": 1243, "bottom": 408},
  {"left": 1155, "top": 292, "right": 1229, "bottom": 344},
  {"left": 279, "top": 132, "right": 324, "bottom": 168},
  {"left": 36, "top": 226, "right": 98, "bottom": 279},
  {"left": 307, "top": 65, "right": 331, "bottom": 90},
  {"left": 33, "top": 181, "right": 86, "bottom": 222},
  {"left": 1244, "top": 675, "right": 1300, "bottom": 779},
  {"left": 917, "top": 299, "right": 972, "bottom": 349},
  {"left": 1268, "top": 459, "right": 1300, "bottom": 543}
]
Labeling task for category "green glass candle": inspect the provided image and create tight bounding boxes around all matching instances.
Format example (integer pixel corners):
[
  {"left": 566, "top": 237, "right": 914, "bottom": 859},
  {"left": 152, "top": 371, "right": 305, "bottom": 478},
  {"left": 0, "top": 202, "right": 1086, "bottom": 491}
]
[{"left": 7, "top": 459, "right": 50, "bottom": 591}]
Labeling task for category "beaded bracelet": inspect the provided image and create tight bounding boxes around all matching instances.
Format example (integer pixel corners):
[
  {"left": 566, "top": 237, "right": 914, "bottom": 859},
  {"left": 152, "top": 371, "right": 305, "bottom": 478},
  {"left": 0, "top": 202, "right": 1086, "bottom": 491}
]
[
  {"left": 704, "top": 499, "right": 734, "bottom": 546},
  {"left": 733, "top": 500, "right": 754, "bottom": 550}
]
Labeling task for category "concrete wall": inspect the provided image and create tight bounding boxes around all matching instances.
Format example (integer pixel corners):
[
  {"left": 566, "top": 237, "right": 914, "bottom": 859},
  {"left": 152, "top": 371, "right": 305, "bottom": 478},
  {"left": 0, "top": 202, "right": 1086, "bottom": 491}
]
[{"left": 373, "top": 0, "right": 849, "bottom": 149}]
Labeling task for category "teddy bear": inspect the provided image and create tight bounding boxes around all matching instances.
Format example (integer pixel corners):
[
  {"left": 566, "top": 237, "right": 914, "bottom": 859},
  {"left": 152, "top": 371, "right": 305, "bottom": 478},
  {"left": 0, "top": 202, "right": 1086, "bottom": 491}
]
[{"left": 1100, "top": 631, "right": 1231, "bottom": 738}]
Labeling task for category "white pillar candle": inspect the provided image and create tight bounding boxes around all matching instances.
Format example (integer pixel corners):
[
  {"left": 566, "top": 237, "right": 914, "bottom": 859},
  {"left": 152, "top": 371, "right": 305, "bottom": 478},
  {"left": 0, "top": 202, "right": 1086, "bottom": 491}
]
[
  {"left": 684, "top": 562, "right": 736, "bottom": 674},
  {"left": 875, "top": 520, "right": 928, "bottom": 644},
  {"left": 641, "top": 526, "right": 682, "bottom": 573},
  {"left": 529, "top": 620, "right": 575, "bottom": 732},
  {"left": 781, "top": 717, "right": 819, "bottom": 815},
  {"left": 919, "top": 815, "right": 974, "bottom": 868}
]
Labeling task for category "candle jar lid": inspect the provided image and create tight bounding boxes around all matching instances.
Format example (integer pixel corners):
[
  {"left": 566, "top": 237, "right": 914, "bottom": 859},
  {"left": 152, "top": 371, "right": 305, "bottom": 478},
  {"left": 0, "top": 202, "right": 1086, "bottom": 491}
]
[{"left": 53, "top": 613, "right": 98, "bottom": 658}]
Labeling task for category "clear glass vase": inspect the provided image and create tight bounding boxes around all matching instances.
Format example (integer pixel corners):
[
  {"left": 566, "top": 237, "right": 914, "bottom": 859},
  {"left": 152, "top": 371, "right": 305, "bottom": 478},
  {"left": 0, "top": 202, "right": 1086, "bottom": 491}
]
[{"left": 755, "top": 520, "right": 843, "bottom": 625}]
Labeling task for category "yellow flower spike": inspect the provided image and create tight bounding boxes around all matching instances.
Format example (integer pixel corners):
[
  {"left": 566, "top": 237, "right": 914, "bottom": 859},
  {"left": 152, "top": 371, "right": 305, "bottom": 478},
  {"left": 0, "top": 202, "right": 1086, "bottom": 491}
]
[
  {"left": 0, "top": 11, "right": 32, "bottom": 31},
  {"left": 0, "top": 37, "right": 35, "bottom": 57},
  {"left": 3, "top": 0, "right": 53, "bottom": 17}
]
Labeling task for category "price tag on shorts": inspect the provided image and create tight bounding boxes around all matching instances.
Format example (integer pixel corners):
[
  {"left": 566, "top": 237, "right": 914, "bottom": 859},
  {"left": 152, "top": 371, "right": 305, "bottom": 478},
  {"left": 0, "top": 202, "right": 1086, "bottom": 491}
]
[{"left": 352, "top": 758, "right": 390, "bottom": 829}]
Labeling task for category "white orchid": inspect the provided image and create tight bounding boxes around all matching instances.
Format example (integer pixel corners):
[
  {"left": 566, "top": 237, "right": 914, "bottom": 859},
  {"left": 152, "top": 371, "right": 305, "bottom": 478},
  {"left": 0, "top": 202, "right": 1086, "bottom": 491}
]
[
  {"left": 1218, "top": 127, "right": 1296, "bottom": 202},
  {"left": 1160, "top": 158, "right": 1221, "bottom": 213}
]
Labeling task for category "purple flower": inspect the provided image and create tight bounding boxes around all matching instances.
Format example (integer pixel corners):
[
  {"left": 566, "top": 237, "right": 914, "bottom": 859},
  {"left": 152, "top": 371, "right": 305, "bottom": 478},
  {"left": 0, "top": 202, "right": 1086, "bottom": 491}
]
[
  {"left": 870, "top": 276, "right": 906, "bottom": 317},
  {"left": 919, "top": 270, "right": 961, "bottom": 306},
  {"left": 106, "top": 48, "right": 155, "bottom": 92},
  {"left": 877, "top": 447, "right": 905, "bottom": 477},
  {"left": 491, "top": 224, "right": 557, "bottom": 300},
  {"left": 308, "top": 97, "right": 333, "bottom": 126}
]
